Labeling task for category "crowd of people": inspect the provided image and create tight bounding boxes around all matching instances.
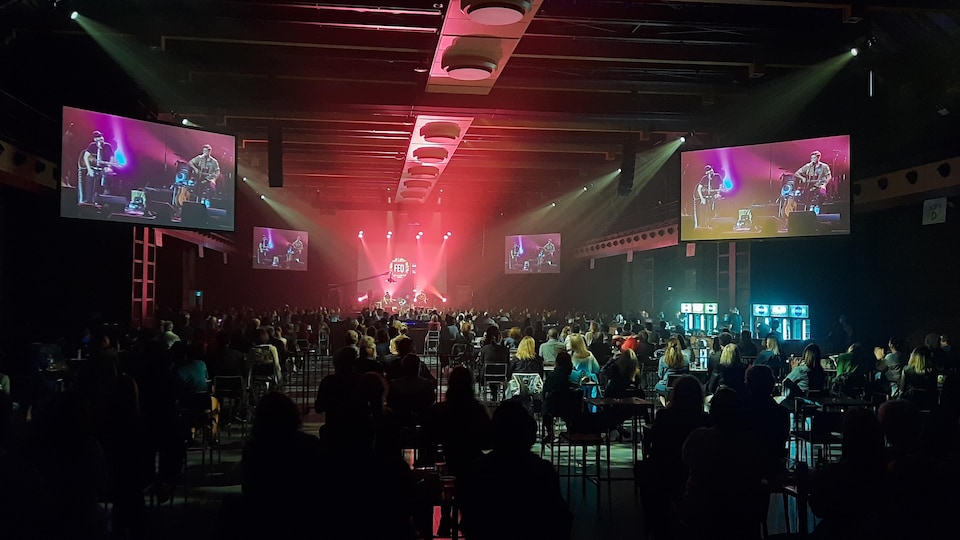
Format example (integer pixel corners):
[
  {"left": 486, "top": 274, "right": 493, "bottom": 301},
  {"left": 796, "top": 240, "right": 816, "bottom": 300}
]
[{"left": 1, "top": 304, "right": 959, "bottom": 539}]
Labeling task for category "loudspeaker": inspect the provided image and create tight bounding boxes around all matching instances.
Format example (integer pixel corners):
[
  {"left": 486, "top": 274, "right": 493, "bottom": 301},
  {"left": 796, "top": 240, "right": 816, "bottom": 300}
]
[
  {"left": 181, "top": 201, "right": 209, "bottom": 228},
  {"left": 788, "top": 212, "right": 819, "bottom": 235},
  {"left": 758, "top": 217, "right": 780, "bottom": 234},
  {"left": 146, "top": 201, "right": 174, "bottom": 224},
  {"left": 749, "top": 204, "right": 779, "bottom": 218},
  {"left": 268, "top": 124, "right": 283, "bottom": 188},
  {"left": 618, "top": 138, "right": 637, "bottom": 196}
]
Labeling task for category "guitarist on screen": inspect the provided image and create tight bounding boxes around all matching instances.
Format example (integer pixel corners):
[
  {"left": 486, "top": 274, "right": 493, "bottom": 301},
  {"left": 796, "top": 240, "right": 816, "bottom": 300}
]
[
  {"left": 693, "top": 164, "right": 723, "bottom": 229},
  {"left": 188, "top": 144, "right": 221, "bottom": 195},
  {"left": 77, "top": 130, "right": 118, "bottom": 205},
  {"left": 794, "top": 150, "right": 831, "bottom": 213}
]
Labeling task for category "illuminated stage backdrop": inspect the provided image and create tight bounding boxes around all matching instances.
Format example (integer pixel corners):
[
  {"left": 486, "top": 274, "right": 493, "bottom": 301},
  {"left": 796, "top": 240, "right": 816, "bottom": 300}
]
[{"left": 357, "top": 238, "right": 448, "bottom": 307}]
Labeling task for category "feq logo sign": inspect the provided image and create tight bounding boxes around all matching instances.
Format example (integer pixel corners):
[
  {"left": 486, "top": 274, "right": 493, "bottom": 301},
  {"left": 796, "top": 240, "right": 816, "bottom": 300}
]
[{"left": 390, "top": 257, "right": 410, "bottom": 280}]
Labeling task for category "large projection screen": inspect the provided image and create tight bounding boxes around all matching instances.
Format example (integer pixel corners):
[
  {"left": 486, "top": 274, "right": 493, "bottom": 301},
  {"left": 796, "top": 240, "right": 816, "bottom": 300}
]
[
  {"left": 61, "top": 106, "right": 236, "bottom": 231},
  {"left": 680, "top": 135, "right": 850, "bottom": 241}
]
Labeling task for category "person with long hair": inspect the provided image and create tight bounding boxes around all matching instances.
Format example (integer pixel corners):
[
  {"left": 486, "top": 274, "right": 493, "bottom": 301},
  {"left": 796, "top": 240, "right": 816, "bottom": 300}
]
[
  {"left": 783, "top": 343, "right": 827, "bottom": 398},
  {"left": 754, "top": 334, "right": 785, "bottom": 378},
  {"left": 655, "top": 337, "right": 689, "bottom": 398},
  {"left": 567, "top": 333, "right": 600, "bottom": 381},
  {"left": 709, "top": 343, "right": 747, "bottom": 395},
  {"left": 421, "top": 366, "right": 493, "bottom": 537},
  {"left": 639, "top": 375, "right": 711, "bottom": 539},
  {"left": 509, "top": 336, "right": 543, "bottom": 378},
  {"left": 898, "top": 346, "right": 938, "bottom": 407}
]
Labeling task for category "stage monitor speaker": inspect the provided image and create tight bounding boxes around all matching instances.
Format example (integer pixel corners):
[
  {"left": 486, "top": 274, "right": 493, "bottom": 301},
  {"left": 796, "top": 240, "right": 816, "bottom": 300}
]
[
  {"left": 268, "top": 124, "right": 283, "bottom": 188},
  {"left": 146, "top": 201, "right": 174, "bottom": 224},
  {"left": 758, "top": 217, "right": 780, "bottom": 234},
  {"left": 181, "top": 201, "right": 209, "bottom": 228},
  {"left": 788, "top": 211, "right": 819, "bottom": 235},
  {"left": 750, "top": 204, "right": 779, "bottom": 218}
]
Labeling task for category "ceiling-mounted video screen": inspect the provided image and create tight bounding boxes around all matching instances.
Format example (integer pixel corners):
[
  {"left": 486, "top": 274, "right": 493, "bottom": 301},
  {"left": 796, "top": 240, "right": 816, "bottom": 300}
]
[
  {"left": 60, "top": 106, "right": 236, "bottom": 231},
  {"left": 253, "top": 227, "right": 308, "bottom": 271},
  {"left": 680, "top": 135, "right": 850, "bottom": 241},
  {"left": 505, "top": 233, "right": 561, "bottom": 274}
]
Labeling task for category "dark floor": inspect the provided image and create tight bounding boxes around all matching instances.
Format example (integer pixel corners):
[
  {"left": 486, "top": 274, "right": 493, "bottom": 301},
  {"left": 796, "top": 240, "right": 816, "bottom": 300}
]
[{"left": 138, "top": 359, "right": 810, "bottom": 540}]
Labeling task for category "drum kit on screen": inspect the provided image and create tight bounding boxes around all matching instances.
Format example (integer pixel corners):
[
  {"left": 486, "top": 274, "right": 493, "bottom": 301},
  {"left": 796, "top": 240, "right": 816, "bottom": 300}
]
[{"left": 777, "top": 172, "right": 831, "bottom": 218}]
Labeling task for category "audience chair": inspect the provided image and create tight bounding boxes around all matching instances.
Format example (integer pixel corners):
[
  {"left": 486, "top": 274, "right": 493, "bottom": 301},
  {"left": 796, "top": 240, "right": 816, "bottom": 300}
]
[
  {"left": 248, "top": 362, "right": 279, "bottom": 408},
  {"left": 424, "top": 330, "right": 441, "bottom": 359},
  {"left": 481, "top": 363, "right": 508, "bottom": 403},
  {"left": 179, "top": 390, "right": 219, "bottom": 474},
  {"left": 790, "top": 409, "right": 842, "bottom": 466},
  {"left": 213, "top": 375, "right": 248, "bottom": 441}
]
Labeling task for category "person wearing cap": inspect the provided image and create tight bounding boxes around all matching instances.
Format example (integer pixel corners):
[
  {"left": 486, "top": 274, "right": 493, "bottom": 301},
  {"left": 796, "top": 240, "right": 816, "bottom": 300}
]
[
  {"left": 78, "top": 130, "right": 115, "bottom": 204},
  {"left": 694, "top": 164, "right": 721, "bottom": 228}
]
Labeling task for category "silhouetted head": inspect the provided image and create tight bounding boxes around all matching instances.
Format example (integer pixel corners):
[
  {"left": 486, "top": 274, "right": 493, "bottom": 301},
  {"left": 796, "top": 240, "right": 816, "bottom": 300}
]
[
  {"left": 555, "top": 351, "right": 573, "bottom": 376},
  {"left": 400, "top": 353, "right": 421, "bottom": 377},
  {"left": 492, "top": 401, "right": 537, "bottom": 453},
  {"left": 745, "top": 364, "right": 775, "bottom": 398},
  {"left": 709, "top": 387, "right": 744, "bottom": 430},
  {"left": 445, "top": 365, "right": 475, "bottom": 402},
  {"left": 668, "top": 375, "right": 704, "bottom": 414},
  {"left": 252, "top": 391, "right": 301, "bottom": 437}
]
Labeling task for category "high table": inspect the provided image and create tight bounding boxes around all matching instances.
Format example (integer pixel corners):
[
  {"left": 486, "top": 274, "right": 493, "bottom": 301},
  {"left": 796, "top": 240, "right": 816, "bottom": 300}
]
[{"left": 583, "top": 396, "right": 654, "bottom": 463}]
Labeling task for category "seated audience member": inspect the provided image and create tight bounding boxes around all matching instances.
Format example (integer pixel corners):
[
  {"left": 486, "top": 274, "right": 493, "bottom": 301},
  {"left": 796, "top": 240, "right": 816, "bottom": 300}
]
[
  {"left": 542, "top": 352, "right": 582, "bottom": 439},
  {"left": 639, "top": 374, "right": 711, "bottom": 539},
  {"left": 387, "top": 353, "right": 437, "bottom": 419},
  {"left": 384, "top": 335, "right": 436, "bottom": 384},
  {"left": 356, "top": 335, "right": 384, "bottom": 375},
  {"left": 240, "top": 392, "right": 325, "bottom": 536},
  {"left": 743, "top": 365, "right": 790, "bottom": 474},
  {"left": 421, "top": 366, "right": 493, "bottom": 537},
  {"left": 832, "top": 342, "right": 870, "bottom": 396},
  {"left": 246, "top": 328, "right": 283, "bottom": 387},
  {"left": 708, "top": 343, "right": 747, "bottom": 396},
  {"left": 538, "top": 327, "right": 564, "bottom": 366},
  {"left": 873, "top": 337, "right": 906, "bottom": 396},
  {"left": 458, "top": 402, "right": 572, "bottom": 540},
  {"left": 427, "top": 314, "right": 443, "bottom": 332},
  {"left": 754, "top": 335, "right": 786, "bottom": 379},
  {"left": 508, "top": 336, "right": 544, "bottom": 378},
  {"left": 898, "top": 346, "right": 938, "bottom": 408},
  {"left": 655, "top": 337, "right": 690, "bottom": 399},
  {"left": 738, "top": 330, "right": 759, "bottom": 357},
  {"left": 503, "top": 326, "right": 523, "bottom": 349},
  {"left": 604, "top": 348, "right": 643, "bottom": 399},
  {"left": 375, "top": 328, "right": 392, "bottom": 361},
  {"left": 680, "top": 388, "right": 763, "bottom": 539},
  {"left": 782, "top": 343, "right": 826, "bottom": 403},
  {"left": 314, "top": 346, "right": 361, "bottom": 435},
  {"left": 568, "top": 333, "right": 600, "bottom": 382},
  {"left": 807, "top": 408, "right": 886, "bottom": 539},
  {"left": 321, "top": 400, "right": 415, "bottom": 539},
  {"left": 877, "top": 399, "right": 921, "bottom": 464}
]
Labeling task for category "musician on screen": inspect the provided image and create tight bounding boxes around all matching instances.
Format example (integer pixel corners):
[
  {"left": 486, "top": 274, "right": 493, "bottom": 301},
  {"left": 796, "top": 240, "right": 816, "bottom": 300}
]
[
  {"left": 258, "top": 234, "right": 271, "bottom": 265},
  {"left": 286, "top": 235, "right": 304, "bottom": 266},
  {"left": 509, "top": 241, "right": 522, "bottom": 270},
  {"left": 189, "top": 144, "right": 221, "bottom": 194},
  {"left": 694, "top": 164, "right": 721, "bottom": 228},
  {"left": 77, "top": 130, "right": 116, "bottom": 204},
  {"left": 541, "top": 238, "right": 556, "bottom": 266},
  {"left": 795, "top": 150, "right": 831, "bottom": 212}
]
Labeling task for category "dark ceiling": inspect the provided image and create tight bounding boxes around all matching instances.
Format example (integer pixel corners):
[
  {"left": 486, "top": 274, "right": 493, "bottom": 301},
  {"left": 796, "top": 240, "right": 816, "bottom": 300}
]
[{"left": 2, "top": 0, "right": 959, "bottom": 214}]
